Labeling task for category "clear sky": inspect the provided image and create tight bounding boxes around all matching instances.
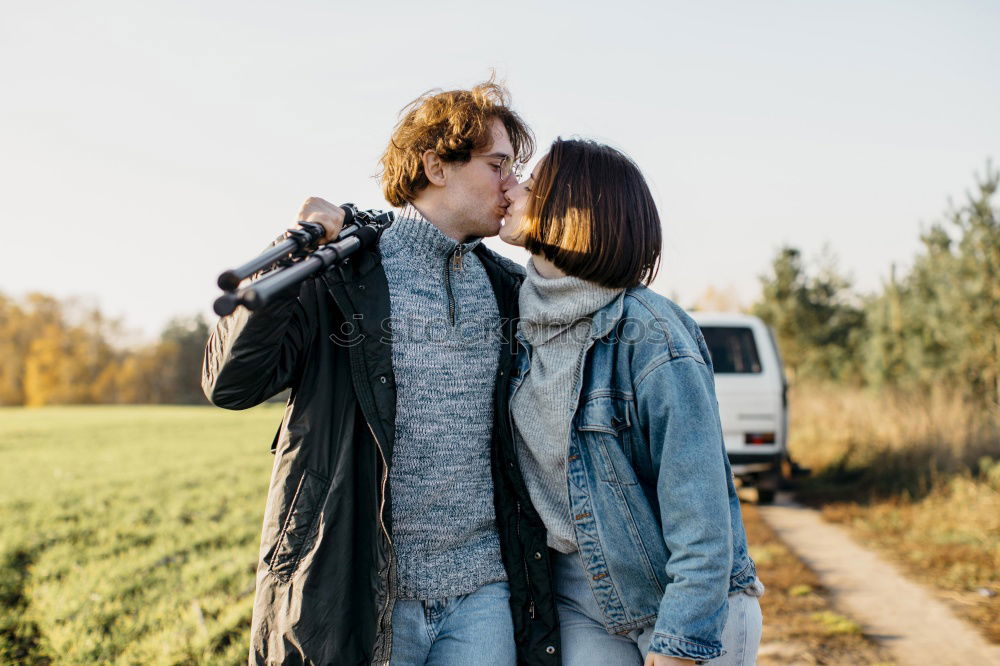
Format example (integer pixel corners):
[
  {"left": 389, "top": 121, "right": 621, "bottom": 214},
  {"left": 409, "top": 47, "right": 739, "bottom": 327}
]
[{"left": 2, "top": 0, "right": 998, "bottom": 339}]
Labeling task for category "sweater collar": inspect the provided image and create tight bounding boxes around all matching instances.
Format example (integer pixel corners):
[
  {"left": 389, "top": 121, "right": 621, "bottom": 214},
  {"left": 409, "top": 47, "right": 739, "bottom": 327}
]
[
  {"left": 518, "top": 259, "right": 624, "bottom": 346},
  {"left": 380, "top": 203, "right": 483, "bottom": 264}
]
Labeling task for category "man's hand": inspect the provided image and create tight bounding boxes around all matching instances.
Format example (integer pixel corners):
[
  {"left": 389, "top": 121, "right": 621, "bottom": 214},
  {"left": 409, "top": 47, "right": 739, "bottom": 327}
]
[
  {"left": 645, "top": 653, "right": 696, "bottom": 666},
  {"left": 296, "top": 197, "right": 345, "bottom": 243}
]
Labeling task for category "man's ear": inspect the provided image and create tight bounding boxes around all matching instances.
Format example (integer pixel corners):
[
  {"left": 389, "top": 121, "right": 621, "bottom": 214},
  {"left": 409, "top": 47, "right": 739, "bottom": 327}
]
[{"left": 422, "top": 150, "right": 447, "bottom": 186}]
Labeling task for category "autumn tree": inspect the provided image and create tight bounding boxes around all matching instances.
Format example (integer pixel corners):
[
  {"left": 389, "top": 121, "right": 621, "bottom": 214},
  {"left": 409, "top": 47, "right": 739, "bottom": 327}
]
[{"left": 1, "top": 293, "right": 210, "bottom": 406}]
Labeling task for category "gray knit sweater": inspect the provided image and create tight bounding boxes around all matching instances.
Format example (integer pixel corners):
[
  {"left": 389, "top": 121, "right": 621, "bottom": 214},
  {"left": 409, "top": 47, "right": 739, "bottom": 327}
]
[
  {"left": 380, "top": 205, "right": 508, "bottom": 600},
  {"left": 511, "top": 260, "right": 623, "bottom": 554}
]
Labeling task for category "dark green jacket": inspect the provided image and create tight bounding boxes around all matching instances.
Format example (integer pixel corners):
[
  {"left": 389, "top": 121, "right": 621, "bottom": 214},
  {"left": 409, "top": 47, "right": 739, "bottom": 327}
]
[{"left": 202, "top": 242, "right": 560, "bottom": 665}]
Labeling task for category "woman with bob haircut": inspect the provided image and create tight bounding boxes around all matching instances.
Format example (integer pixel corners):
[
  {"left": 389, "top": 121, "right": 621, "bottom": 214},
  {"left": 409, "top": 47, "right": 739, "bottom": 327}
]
[{"left": 498, "top": 138, "right": 763, "bottom": 665}]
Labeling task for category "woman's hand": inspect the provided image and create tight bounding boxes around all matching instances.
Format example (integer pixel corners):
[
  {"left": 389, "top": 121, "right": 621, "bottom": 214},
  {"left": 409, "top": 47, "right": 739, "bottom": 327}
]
[{"left": 645, "top": 653, "right": 697, "bottom": 666}]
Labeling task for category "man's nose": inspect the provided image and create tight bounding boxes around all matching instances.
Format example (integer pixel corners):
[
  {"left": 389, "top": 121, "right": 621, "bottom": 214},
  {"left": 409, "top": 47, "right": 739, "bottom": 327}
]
[{"left": 501, "top": 173, "right": 519, "bottom": 191}]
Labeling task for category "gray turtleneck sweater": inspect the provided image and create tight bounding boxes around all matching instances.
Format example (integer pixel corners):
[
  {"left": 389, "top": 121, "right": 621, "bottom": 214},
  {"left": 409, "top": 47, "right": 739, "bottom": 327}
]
[
  {"left": 511, "top": 260, "right": 623, "bottom": 554},
  {"left": 379, "top": 205, "right": 508, "bottom": 600}
]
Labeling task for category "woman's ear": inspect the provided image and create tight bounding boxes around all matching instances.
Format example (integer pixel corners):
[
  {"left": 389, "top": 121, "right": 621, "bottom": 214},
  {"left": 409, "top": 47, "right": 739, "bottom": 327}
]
[{"left": 422, "top": 150, "right": 446, "bottom": 186}]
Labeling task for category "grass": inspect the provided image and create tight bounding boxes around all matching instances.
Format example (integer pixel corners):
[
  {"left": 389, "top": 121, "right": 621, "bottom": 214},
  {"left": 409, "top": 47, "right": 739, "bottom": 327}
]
[
  {"left": 0, "top": 405, "right": 279, "bottom": 664},
  {"left": 788, "top": 386, "right": 1000, "bottom": 643},
  {"left": 0, "top": 403, "right": 943, "bottom": 664}
]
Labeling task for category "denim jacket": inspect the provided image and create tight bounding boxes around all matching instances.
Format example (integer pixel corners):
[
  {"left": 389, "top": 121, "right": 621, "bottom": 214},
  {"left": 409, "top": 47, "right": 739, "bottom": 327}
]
[{"left": 508, "top": 286, "right": 757, "bottom": 662}]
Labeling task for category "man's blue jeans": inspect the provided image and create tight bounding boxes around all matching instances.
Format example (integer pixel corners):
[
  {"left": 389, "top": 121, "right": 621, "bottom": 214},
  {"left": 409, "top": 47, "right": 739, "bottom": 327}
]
[{"left": 390, "top": 580, "right": 517, "bottom": 665}]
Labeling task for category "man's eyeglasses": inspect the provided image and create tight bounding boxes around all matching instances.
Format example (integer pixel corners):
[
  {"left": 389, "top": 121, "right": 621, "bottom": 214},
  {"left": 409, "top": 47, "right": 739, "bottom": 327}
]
[{"left": 473, "top": 153, "right": 523, "bottom": 181}]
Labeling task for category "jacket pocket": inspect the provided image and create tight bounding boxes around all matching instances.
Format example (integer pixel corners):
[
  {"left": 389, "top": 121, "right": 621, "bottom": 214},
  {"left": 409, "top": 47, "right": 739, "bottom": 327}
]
[
  {"left": 269, "top": 468, "right": 330, "bottom": 582},
  {"left": 576, "top": 395, "right": 637, "bottom": 485}
]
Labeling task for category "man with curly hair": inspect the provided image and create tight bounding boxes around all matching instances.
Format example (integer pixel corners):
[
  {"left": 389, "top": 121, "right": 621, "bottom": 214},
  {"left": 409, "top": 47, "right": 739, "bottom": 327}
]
[{"left": 203, "top": 81, "right": 560, "bottom": 665}]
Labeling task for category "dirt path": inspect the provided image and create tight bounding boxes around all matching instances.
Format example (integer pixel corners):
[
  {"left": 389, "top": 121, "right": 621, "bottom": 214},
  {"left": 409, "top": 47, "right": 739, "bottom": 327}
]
[{"left": 758, "top": 494, "right": 1000, "bottom": 666}]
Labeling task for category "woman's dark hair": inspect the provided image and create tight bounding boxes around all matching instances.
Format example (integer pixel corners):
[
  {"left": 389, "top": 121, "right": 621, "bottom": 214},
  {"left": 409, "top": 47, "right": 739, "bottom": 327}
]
[{"left": 522, "top": 138, "right": 661, "bottom": 289}]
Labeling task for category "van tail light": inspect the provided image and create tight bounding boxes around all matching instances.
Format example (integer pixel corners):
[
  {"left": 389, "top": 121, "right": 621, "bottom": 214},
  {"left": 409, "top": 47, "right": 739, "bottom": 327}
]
[{"left": 745, "top": 432, "right": 776, "bottom": 445}]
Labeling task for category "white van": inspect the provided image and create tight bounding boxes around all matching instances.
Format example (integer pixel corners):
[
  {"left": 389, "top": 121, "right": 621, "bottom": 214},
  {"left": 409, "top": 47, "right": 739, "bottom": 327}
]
[{"left": 690, "top": 312, "right": 789, "bottom": 503}]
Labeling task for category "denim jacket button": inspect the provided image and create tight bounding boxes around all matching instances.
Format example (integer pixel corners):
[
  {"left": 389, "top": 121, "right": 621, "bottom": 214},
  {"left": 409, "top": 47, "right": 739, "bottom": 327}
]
[
  {"left": 545, "top": 646, "right": 556, "bottom": 655},
  {"left": 533, "top": 551, "right": 542, "bottom": 560}
]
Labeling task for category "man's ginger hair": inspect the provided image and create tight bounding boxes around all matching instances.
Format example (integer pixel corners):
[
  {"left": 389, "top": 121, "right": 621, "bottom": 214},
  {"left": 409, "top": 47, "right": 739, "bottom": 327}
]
[{"left": 379, "top": 78, "right": 534, "bottom": 207}]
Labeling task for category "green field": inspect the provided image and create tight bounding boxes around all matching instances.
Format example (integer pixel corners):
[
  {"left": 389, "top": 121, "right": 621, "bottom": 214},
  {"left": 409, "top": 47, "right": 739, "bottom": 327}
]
[
  {"left": 7, "top": 402, "right": 979, "bottom": 665},
  {"left": 0, "top": 406, "right": 282, "bottom": 664}
]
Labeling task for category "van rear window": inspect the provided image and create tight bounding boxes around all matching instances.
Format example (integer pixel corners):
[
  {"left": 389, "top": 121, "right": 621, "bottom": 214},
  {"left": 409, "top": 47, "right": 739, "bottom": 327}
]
[{"left": 700, "top": 326, "right": 762, "bottom": 374}]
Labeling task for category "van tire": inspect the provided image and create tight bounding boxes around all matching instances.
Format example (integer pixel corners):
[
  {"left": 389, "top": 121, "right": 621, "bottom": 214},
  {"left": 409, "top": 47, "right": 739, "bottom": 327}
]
[
  {"left": 756, "top": 488, "right": 776, "bottom": 504},
  {"left": 756, "top": 468, "right": 782, "bottom": 504}
]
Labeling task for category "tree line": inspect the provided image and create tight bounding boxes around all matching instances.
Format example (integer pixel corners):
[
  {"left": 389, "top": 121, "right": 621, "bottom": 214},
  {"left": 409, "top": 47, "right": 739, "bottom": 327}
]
[
  {"left": 2, "top": 164, "right": 995, "bottom": 407},
  {"left": 752, "top": 164, "right": 998, "bottom": 405},
  {"left": 0, "top": 296, "right": 209, "bottom": 406}
]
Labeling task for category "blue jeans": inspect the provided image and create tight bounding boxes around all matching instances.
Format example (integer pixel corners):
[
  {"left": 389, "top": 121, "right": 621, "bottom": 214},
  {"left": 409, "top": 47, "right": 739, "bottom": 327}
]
[
  {"left": 554, "top": 551, "right": 763, "bottom": 665},
  {"left": 390, "top": 580, "right": 516, "bottom": 665}
]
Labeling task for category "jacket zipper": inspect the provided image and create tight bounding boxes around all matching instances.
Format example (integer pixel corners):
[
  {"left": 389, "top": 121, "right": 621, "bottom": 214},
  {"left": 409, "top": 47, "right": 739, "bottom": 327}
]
[
  {"left": 515, "top": 500, "right": 537, "bottom": 620},
  {"left": 367, "top": 421, "right": 396, "bottom": 661},
  {"left": 509, "top": 366, "right": 537, "bottom": 620}
]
